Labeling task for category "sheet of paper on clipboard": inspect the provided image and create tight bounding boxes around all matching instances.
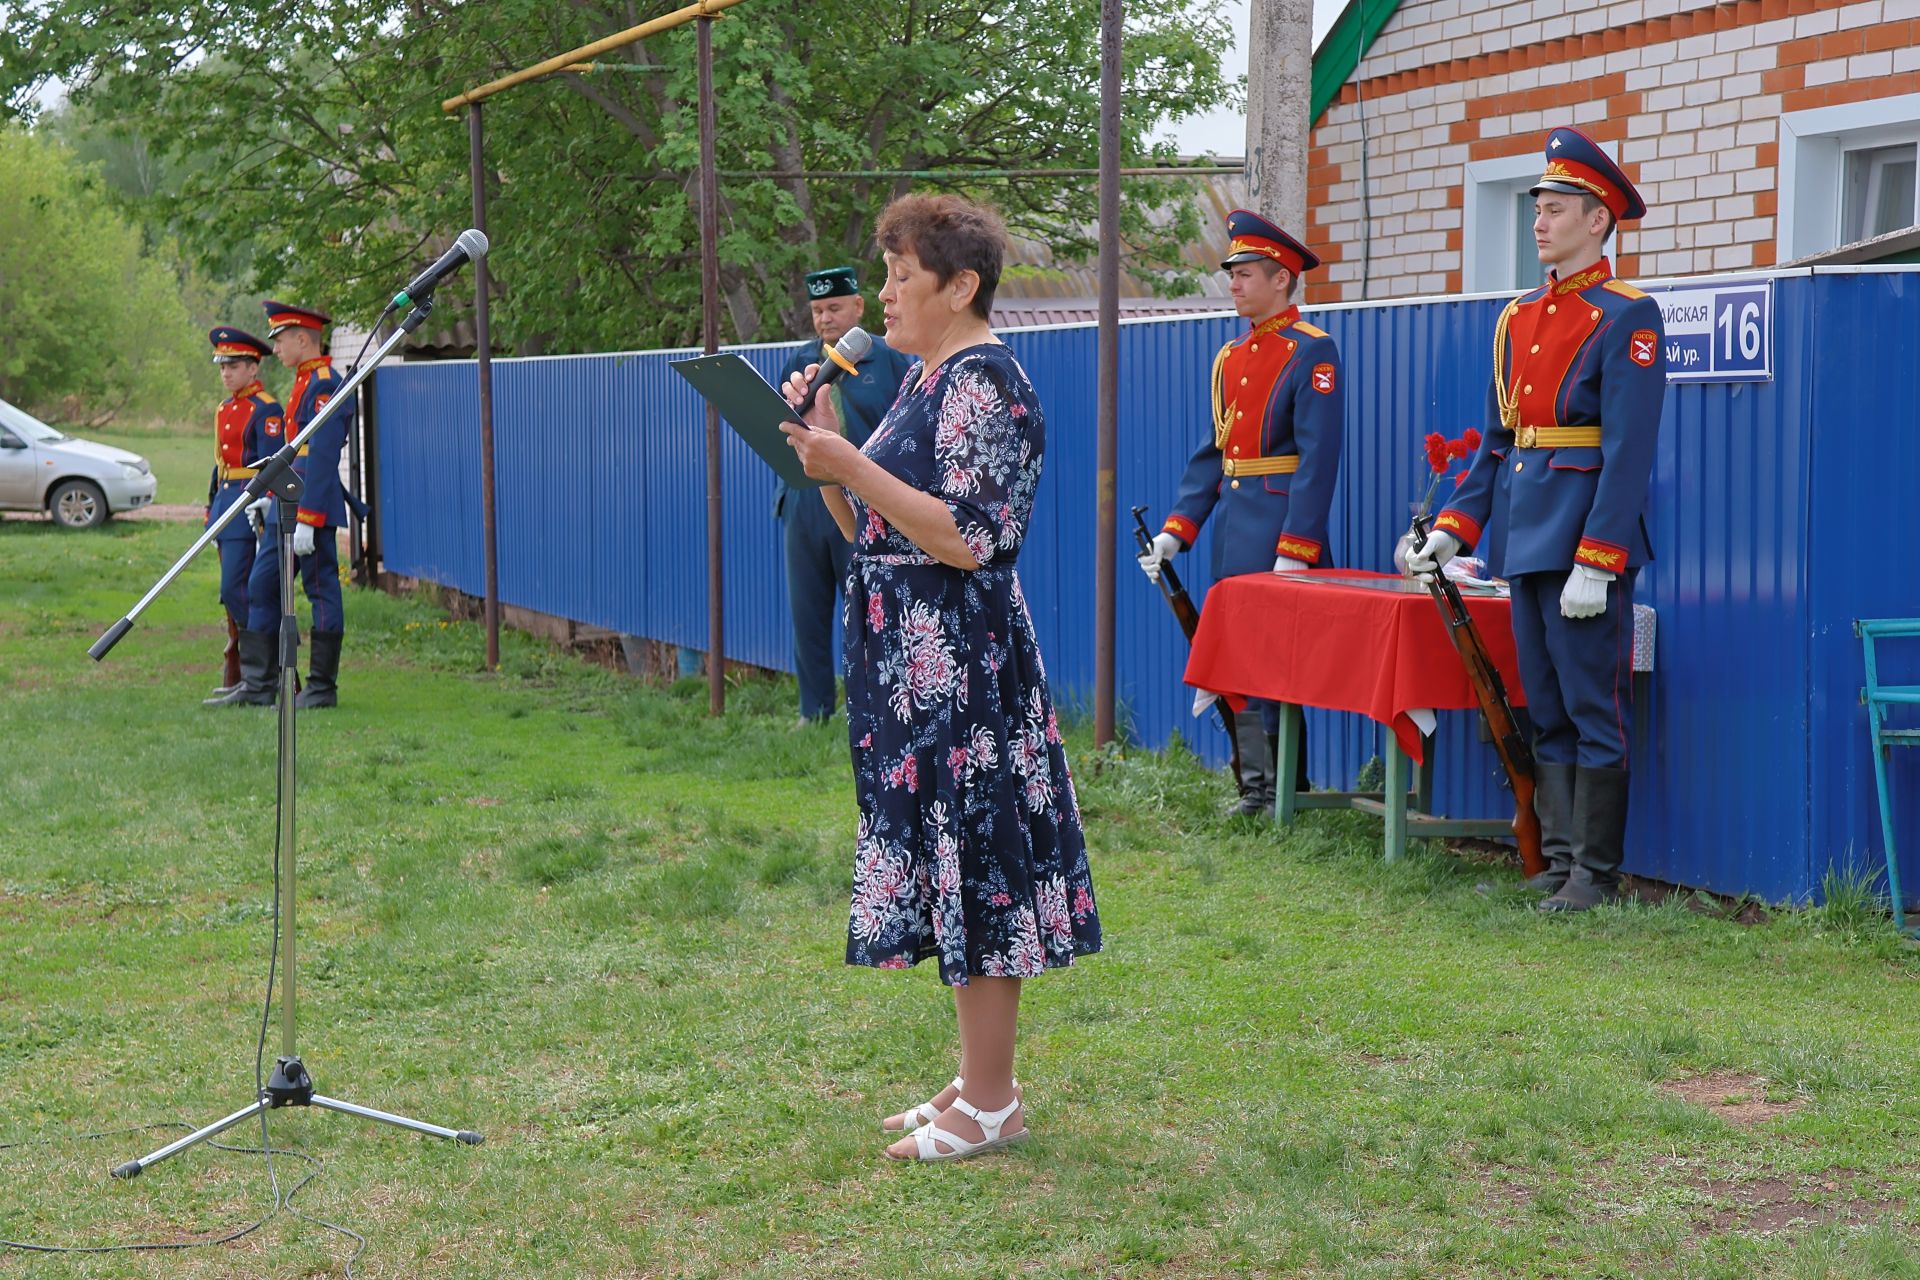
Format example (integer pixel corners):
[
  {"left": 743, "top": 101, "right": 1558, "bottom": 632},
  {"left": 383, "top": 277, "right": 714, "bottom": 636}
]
[{"left": 669, "top": 352, "right": 824, "bottom": 489}]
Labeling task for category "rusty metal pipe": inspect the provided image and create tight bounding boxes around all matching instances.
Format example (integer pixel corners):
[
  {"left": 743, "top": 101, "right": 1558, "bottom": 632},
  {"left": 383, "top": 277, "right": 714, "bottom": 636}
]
[
  {"left": 1094, "top": 0, "right": 1122, "bottom": 747},
  {"left": 470, "top": 103, "right": 500, "bottom": 671},
  {"left": 698, "top": 16, "right": 724, "bottom": 717},
  {"left": 441, "top": 0, "right": 749, "bottom": 112}
]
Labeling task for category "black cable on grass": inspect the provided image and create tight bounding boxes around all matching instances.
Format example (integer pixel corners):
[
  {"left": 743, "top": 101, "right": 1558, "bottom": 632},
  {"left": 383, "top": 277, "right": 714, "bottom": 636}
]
[{"left": 0, "top": 749, "right": 370, "bottom": 1275}]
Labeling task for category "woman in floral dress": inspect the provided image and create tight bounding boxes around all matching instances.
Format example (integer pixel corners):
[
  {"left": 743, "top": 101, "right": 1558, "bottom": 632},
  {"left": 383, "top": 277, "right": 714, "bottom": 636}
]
[{"left": 781, "top": 194, "right": 1101, "bottom": 1162}]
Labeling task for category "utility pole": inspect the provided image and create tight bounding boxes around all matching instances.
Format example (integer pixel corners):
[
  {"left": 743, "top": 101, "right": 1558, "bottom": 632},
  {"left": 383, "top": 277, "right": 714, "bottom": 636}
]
[{"left": 1244, "top": 0, "right": 1313, "bottom": 231}]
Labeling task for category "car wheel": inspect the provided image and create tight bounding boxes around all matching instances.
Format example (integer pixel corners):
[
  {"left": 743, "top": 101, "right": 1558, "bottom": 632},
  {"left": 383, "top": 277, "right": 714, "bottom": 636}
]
[{"left": 49, "top": 479, "right": 108, "bottom": 529}]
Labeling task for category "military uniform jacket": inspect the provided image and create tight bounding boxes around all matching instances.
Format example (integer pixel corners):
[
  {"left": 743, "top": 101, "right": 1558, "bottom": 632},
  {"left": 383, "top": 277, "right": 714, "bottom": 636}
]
[
  {"left": 273, "top": 356, "right": 354, "bottom": 530},
  {"left": 206, "top": 382, "right": 281, "bottom": 543},
  {"left": 1435, "top": 258, "right": 1665, "bottom": 578},
  {"left": 1163, "top": 305, "right": 1343, "bottom": 578},
  {"left": 773, "top": 335, "right": 915, "bottom": 518}
]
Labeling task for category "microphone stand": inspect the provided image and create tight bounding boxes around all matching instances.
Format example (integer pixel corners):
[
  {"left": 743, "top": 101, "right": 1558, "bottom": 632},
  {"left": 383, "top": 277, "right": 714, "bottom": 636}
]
[{"left": 90, "top": 297, "right": 482, "bottom": 1179}]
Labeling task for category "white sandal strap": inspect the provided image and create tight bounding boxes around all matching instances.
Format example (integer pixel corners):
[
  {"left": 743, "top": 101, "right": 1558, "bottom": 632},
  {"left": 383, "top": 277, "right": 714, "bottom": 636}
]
[{"left": 949, "top": 1094, "right": 1021, "bottom": 1142}]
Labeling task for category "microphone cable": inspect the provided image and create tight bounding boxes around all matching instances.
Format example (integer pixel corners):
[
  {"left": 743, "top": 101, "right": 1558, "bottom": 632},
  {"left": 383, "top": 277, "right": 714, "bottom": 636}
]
[{"left": 0, "top": 754, "right": 370, "bottom": 1275}]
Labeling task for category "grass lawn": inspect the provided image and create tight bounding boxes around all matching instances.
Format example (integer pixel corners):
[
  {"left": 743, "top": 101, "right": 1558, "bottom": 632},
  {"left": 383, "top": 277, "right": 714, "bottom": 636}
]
[
  {"left": 82, "top": 426, "right": 212, "bottom": 508},
  {"left": 4, "top": 518, "right": 1920, "bottom": 1279}
]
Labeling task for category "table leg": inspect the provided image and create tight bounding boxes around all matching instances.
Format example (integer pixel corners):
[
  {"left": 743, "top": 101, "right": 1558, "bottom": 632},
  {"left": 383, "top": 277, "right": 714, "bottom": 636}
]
[
  {"left": 1416, "top": 734, "right": 1435, "bottom": 815},
  {"left": 1274, "top": 702, "right": 1303, "bottom": 825},
  {"left": 1384, "top": 734, "right": 1407, "bottom": 863}
]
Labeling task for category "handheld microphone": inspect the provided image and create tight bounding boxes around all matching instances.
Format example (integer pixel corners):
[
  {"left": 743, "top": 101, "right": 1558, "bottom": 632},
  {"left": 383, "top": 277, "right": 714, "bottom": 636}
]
[
  {"left": 390, "top": 228, "right": 490, "bottom": 311},
  {"left": 794, "top": 325, "right": 873, "bottom": 418}
]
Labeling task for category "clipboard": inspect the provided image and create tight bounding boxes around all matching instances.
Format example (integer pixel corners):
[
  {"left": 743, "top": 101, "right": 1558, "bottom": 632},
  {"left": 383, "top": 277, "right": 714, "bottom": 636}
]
[{"left": 670, "top": 352, "right": 824, "bottom": 489}]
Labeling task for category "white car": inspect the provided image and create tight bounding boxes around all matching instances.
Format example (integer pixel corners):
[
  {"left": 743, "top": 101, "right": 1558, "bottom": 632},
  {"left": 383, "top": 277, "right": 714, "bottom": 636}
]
[{"left": 0, "top": 397, "right": 156, "bottom": 529}]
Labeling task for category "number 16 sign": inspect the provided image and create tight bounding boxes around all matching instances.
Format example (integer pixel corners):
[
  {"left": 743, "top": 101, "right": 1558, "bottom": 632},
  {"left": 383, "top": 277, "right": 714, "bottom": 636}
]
[{"left": 1644, "top": 279, "right": 1774, "bottom": 384}]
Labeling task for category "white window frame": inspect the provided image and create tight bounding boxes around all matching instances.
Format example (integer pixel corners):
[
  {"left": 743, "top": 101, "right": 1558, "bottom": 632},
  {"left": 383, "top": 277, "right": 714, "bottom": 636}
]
[
  {"left": 1780, "top": 94, "right": 1920, "bottom": 260},
  {"left": 1463, "top": 141, "right": 1621, "bottom": 293}
]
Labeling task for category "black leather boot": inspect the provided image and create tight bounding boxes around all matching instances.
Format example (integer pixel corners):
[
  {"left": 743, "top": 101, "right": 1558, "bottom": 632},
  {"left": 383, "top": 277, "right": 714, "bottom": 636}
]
[
  {"left": 1226, "top": 717, "right": 1275, "bottom": 817},
  {"left": 204, "top": 629, "right": 277, "bottom": 707},
  {"left": 1523, "top": 762, "right": 1576, "bottom": 895},
  {"left": 1540, "top": 766, "right": 1631, "bottom": 913},
  {"left": 295, "top": 630, "right": 342, "bottom": 709}
]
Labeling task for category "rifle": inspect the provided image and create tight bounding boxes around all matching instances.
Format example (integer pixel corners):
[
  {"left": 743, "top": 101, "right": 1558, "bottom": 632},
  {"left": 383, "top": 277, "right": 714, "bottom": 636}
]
[
  {"left": 1132, "top": 505, "right": 1242, "bottom": 788},
  {"left": 1409, "top": 511, "right": 1545, "bottom": 876},
  {"left": 222, "top": 615, "right": 241, "bottom": 691}
]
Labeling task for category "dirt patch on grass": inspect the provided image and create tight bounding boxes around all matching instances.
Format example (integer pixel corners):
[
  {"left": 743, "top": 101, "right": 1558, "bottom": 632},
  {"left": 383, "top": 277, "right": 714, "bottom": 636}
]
[
  {"left": 1661, "top": 1071, "right": 1803, "bottom": 1125},
  {"left": 123, "top": 503, "right": 204, "bottom": 522},
  {"left": 1641, "top": 1157, "right": 1903, "bottom": 1239}
]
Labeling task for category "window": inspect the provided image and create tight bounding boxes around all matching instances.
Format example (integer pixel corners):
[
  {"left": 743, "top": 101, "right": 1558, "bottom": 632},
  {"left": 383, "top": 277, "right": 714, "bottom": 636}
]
[
  {"left": 1841, "top": 143, "right": 1917, "bottom": 244},
  {"left": 1781, "top": 95, "right": 1920, "bottom": 258}
]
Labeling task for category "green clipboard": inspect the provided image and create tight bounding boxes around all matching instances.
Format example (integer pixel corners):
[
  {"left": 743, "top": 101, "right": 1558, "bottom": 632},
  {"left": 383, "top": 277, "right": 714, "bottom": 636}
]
[{"left": 669, "top": 352, "right": 825, "bottom": 489}]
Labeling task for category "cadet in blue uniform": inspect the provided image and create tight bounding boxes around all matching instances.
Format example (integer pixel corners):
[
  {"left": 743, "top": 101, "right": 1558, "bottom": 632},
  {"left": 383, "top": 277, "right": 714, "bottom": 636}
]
[
  {"left": 775, "top": 266, "right": 914, "bottom": 726},
  {"left": 1409, "top": 127, "right": 1665, "bottom": 911},
  {"left": 202, "top": 327, "right": 281, "bottom": 703},
  {"left": 1136, "top": 210, "right": 1344, "bottom": 816},
  {"left": 215, "top": 299, "right": 355, "bottom": 708}
]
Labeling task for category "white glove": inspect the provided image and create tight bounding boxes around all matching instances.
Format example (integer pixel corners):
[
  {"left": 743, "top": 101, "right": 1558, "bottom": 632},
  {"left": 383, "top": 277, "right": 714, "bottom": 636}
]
[
  {"left": 1136, "top": 532, "right": 1181, "bottom": 584},
  {"left": 1272, "top": 555, "right": 1308, "bottom": 573},
  {"left": 245, "top": 496, "right": 271, "bottom": 536},
  {"left": 1559, "top": 563, "right": 1613, "bottom": 619},
  {"left": 292, "top": 522, "right": 316, "bottom": 557},
  {"left": 1405, "top": 530, "right": 1461, "bottom": 580}
]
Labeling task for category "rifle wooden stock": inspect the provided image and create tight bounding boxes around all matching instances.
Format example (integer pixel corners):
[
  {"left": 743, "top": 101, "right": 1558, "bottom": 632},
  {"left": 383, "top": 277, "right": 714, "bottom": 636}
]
[
  {"left": 1133, "top": 506, "right": 1241, "bottom": 788},
  {"left": 1410, "top": 513, "right": 1545, "bottom": 876}
]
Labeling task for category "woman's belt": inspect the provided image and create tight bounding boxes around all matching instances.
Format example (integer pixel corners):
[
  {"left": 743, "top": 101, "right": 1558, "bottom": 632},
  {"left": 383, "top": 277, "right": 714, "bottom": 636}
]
[
  {"left": 1220, "top": 454, "right": 1300, "bottom": 477},
  {"left": 852, "top": 552, "right": 1017, "bottom": 570},
  {"left": 1512, "top": 426, "right": 1602, "bottom": 449}
]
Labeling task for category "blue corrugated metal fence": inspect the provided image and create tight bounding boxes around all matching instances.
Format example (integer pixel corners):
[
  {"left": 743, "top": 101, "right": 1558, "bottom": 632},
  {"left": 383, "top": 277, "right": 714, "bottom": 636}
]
[{"left": 371, "top": 267, "right": 1920, "bottom": 905}]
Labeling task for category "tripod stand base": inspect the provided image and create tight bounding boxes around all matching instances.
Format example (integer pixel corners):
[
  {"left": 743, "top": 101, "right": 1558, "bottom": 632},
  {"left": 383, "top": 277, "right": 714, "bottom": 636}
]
[{"left": 110, "top": 1057, "right": 481, "bottom": 1180}]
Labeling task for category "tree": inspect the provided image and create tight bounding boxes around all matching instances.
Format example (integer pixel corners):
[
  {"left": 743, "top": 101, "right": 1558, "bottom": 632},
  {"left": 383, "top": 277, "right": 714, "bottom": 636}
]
[
  {"left": 0, "top": 127, "right": 203, "bottom": 422},
  {"left": 0, "top": 0, "right": 1237, "bottom": 354}
]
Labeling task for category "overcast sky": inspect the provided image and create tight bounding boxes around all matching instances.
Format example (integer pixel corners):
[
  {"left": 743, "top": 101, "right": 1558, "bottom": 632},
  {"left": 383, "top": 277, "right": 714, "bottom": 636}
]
[{"left": 1165, "top": 0, "right": 1346, "bottom": 158}]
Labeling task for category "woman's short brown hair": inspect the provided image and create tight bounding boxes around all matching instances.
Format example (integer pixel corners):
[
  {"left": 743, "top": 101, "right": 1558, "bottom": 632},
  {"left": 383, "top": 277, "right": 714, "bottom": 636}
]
[{"left": 874, "top": 194, "right": 1008, "bottom": 322}]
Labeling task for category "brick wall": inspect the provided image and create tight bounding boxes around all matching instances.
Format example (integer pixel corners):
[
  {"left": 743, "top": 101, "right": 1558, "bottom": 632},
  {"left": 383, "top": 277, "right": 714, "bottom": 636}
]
[{"left": 1305, "top": 0, "right": 1920, "bottom": 303}]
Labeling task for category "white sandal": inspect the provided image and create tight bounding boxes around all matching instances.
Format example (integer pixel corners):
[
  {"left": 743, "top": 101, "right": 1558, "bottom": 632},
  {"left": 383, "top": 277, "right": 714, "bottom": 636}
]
[
  {"left": 882, "top": 1078, "right": 1024, "bottom": 1133},
  {"left": 888, "top": 1094, "right": 1027, "bottom": 1162},
  {"left": 882, "top": 1076, "right": 964, "bottom": 1133}
]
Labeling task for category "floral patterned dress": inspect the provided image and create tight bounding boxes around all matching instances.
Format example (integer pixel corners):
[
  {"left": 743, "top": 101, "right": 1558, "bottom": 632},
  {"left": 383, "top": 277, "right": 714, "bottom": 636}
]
[{"left": 841, "top": 343, "right": 1102, "bottom": 986}]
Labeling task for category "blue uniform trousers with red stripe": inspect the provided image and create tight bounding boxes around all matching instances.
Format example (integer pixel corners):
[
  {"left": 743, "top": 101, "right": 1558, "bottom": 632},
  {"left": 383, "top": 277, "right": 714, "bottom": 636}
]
[
  {"left": 1509, "top": 567, "right": 1637, "bottom": 770},
  {"left": 246, "top": 525, "right": 343, "bottom": 634}
]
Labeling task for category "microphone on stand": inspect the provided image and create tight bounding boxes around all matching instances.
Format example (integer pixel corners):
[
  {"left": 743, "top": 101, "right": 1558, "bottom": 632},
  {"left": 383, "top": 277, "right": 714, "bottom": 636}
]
[
  {"left": 793, "top": 325, "right": 874, "bottom": 418},
  {"left": 388, "top": 228, "right": 490, "bottom": 312}
]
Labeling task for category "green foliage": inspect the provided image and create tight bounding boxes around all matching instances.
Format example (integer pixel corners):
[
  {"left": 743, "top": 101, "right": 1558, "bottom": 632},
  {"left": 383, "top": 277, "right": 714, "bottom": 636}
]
[
  {"left": 1, "top": 0, "right": 1236, "bottom": 354},
  {"left": 0, "top": 127, "right": 205, "bottom": 422}
]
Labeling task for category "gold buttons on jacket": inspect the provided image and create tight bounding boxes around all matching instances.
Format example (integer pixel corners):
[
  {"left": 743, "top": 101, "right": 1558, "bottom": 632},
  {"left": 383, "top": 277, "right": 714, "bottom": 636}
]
[
  {"left": 1230, "top": 480, "right": 1241, "bottom": 489},
  {"left": 1236, "top": 410, "right": 1244, "bottom": 419},
  {"left": 1548, "top": 304, "right": 1557, "bottom": 314},
  {"left": 1591, "top": 310, "right": 1601, "bottom": 320},
  {"left": 1530, "top": 344, "right": 1540, "bottom": 353},
  {"left": 1523, "top": 384, "right": 1533, "bottom": 394},
  {"left": 1231, "top": 446, "right": 1241, "bottom": 455},
  {"left": 1514, "top": 460, "right": 1525, "bottom": 473},
  {"left": 1240, "top": 376, "right": 1248, "bottom": 385},
  {"left": 1251, "top": 344, "right": 1259, "bottom": 352}
]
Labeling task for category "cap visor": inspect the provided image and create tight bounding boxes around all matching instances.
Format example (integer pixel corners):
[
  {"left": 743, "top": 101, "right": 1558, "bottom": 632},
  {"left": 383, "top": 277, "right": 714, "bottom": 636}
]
[
  {"left": 1220, "top": 250, "right": 1267, "bottom": 268},
  {"left": 1529, "top": 179, "right": 1587, "bottom": 196}
]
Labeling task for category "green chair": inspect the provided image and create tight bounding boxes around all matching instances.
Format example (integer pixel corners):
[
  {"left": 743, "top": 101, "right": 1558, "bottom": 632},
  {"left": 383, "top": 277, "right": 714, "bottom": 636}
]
[{"left": 1857, "top": 618, "right": 1920, "bottom": 935}]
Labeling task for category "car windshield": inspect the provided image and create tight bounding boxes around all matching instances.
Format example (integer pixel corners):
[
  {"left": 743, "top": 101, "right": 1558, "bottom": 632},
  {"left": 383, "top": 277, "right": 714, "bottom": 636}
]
[{"left": 0, "top": 398, "right": 70, "bottom": 443}]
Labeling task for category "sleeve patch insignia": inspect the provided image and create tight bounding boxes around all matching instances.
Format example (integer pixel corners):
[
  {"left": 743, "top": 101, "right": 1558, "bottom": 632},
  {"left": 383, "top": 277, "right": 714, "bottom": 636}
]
[
  {"left": 314, "top": 394, "right": 331, "bottom": 409},
  {"left": 1629, "top": 330, "right": 1658, "bottom": 367},
  {"left": 1311, "top": 363, "right": 1336, "bottom": 394},
  {"left": 265, "top": 416, "right": 284, "bottom": 437}
]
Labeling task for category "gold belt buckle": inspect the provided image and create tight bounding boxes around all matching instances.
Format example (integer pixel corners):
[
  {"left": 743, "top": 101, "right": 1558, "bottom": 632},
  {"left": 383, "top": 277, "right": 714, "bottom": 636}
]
[{"left": 1514, "top": 426, "right": 1537, "bottom": 449}]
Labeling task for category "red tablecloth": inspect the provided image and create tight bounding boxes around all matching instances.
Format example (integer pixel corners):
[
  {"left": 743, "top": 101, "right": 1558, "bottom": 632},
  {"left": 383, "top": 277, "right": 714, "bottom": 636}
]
[{"left": 1182, "top": 569, "right": 1525, "bottom": 764}]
